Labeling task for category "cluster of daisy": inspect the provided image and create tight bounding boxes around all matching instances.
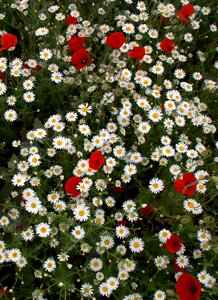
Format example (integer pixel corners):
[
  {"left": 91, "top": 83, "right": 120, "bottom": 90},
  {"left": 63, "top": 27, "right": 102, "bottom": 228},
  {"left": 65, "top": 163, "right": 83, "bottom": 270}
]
[{"left": 0, "top": 0, "right": 217, "bottom": 299}]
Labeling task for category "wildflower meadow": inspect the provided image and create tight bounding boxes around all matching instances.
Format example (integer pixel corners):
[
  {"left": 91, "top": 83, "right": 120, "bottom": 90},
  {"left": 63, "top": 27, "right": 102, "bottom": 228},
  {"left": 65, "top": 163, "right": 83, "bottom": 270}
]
[{"left": 0, "top": 0, "right": 217, "bottom": 299}]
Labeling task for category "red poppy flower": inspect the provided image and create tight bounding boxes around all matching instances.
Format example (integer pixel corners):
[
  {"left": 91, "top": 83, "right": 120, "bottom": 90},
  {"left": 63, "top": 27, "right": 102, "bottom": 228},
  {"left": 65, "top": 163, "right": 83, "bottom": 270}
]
[
  {"left": 20, "top": 194, "right": 26, "bottom": 203},
  {"left": 105, "top": 32, "right": 126, "bottom": 49},
  {"left": 68, "top": 35, "right": 85, "bottom": 52},
  {"left": 182, "top": 4, "right": 195, "bottom": 17},
  {"left": 161, "top": 103, "right": 165, "bottom": 111},
  {"left": 127, "top": 47, "right": 145, "bottom": 61},
  {"left": 161, "top": 16, "right": 167, "bottom": 24},
  {"left": 166, "top": 235, "right": 182, "bottom": 254},
  {"left": 176, "top": 272, "right": 202, "bottom": 300},
  {"left": 66, "top": 16, "right": 78, "bottom": 25},
  {"left": 160, "top": 38, "right": 175, "bottom": 53},
  {"left": 89, "top": 150, "right": 104, "bottom": 170},
  {"left": 176, "top": 4, "right": 195, "bottom": 22},
  {"left": 0, "top": 33, "right": 18, "bottom": 52},
  {"left": 0, "top": 71, "right": 4, "bottom": 81},
  {"left": 173, "top": 259, "right": 185, "bottom": 272},
  {"left": 19, "top": 224, "right": 24, "bottom": 232},
  {"left": 174, "top": 173, "right": 197, "bottom": 196},
  {"left": 0, "top": 288, "right": 11, "bottom": 295},
  {"left": 141, "top": 204, "right": 153, "bottom": 216},
  {"left": 71, "top": 48, "right": 91, "bottom": 70},
  {"left": 113, "top": 186, "right": 126, "bottom": 193},
  {"left": 64, "top": 176, "right": 82, "bottom": 198},
  {"left": 117, "top": 220, "right": 127, "bottom": 227},
  {"left": 176, "top": 11, "right": 188, "bottom": 21}
]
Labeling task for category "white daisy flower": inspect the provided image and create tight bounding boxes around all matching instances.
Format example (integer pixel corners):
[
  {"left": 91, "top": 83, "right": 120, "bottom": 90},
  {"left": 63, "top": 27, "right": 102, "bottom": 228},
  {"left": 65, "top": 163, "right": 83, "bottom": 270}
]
[
  {"left": 21, "top": 228, "right": 34, "bottom": 241},
  {"left": 9, "top": 248, "right": 21, "bottom": 262},
  {"left": 116, "top": 225, "right": 130, "bottom": 239},
  {"left": 25, "top": 197, "right": 42, "bottom": 214},
  {"left": 12, "top": 173, "right": 26, "bottom": 186},
  {"left": 89, "top": 258, "right": 103, "bottom": 272},
  {"left": 158, "top": 229, "right": 172, "bottom": 243},
  {"left": 71, "top": 225, "right": 85, "bottom": 240},
  {"left": 16, "top": 256, "right": 27, "bottom": 268},
  {"left": 43, "top": 257, "right": 56, "bottom": 272},
  {"left": 80, "top": 283, "right": 94, "bottom": 297},
  {"left": 39, "top": 48, "right": 53, "bottom": 61},
  {"left": 73, "top": 204, "right": 90, "bottom": 222},
  {"left": 100, "top": 235, "right": 114, "bottom": 249},
  {"left": 129, "top": 237, "right": 144, "bottom": 253},
  {"left": 99, "top": 282, "right": 113, "bottom": 297},
  {"left": 176, "top": 255, "right": 189, "bottom": 268},
  {"left": 35, "top": 222, "right": 51, "bottom": 238},
  {"left": 154, "top": 290, "right": 166, "bottom": 300},
  {"left": 4, "top": 109, "right": 17, "bottom": 122},
  {"left": 149, "top": 178, "right": 164, "bottom": 194}
]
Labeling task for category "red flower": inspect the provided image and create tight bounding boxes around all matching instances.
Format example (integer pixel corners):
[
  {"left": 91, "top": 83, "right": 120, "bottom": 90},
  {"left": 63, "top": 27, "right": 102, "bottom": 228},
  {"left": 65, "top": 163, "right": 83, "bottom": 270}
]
[
  {"left": 161, "top": 103, "right": 165, "bottom": 111},
  {"left": 64, "top": 176, "right": 82, "bottom": 198},
  {"left": 173, "top": 259, "right": 185, "bottom": 272},
  {"left": 113, "top": 186, "right": 126, "bottom": 193},
  {"left": 176, "top": 272, "right": 202, "bottom": 300},
  {"left": 20, "top": 194, "right": 26, "bottom": 203},
  {"left": 141, "top": 204, "right": 153, "bottom": 216},
  {"left": 19, "top": 224, "right": 24, "bottom": 232},
  {"left": 174, "top": 173, "right": 197, "bottom": 196},
  {"left": 176, "top": 4, "right": 195, "bottom": 22},
  {"left": 66, "top": 16, "right": 78, "bottom": 25},
  {"left": 89, "top": 150, "right": 104, "bottom": 170},
  {"left": 160, "top": 38, "right": 175, "bottom": 53},
  {"left": 166, "top": 235, "right": 182, "bottom": 254},
  {"left": 176, "top": 11, "right": 188, "bottom": 21},
  {"left": 68, "top": 35, "right": 85, "bottom": 52},
  {"left": 127, "top": 47, "right": 145, "bottom": 61},
  {"left": 0, "top": 33, "right": 18, "bottom": 52},
  {"left": 117, "top": 220, "right": 127, "bottom": 227},
  {"left": 0, "top": 288, "right": 11, "bottom": 295},
  {"left": 71, "top": 48, "right": 91, "bottom": 70},
  {"left": 161, "top": 16, "right": 167, "bottom": 24},
  {"left": 105, "top": 32, "right": 126, "bottom": 49},
  {"left": 182, "top": 4, "right": 195, "bottom": 17},
  {"left": 0, "top": 71, "right": 4, "bottom": 81}
]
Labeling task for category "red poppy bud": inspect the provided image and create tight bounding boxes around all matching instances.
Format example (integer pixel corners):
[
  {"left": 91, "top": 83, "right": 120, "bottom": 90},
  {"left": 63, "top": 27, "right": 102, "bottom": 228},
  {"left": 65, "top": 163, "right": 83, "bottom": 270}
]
[{"left": 105, "top": 32, "right": 126, "bottom": 49}]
